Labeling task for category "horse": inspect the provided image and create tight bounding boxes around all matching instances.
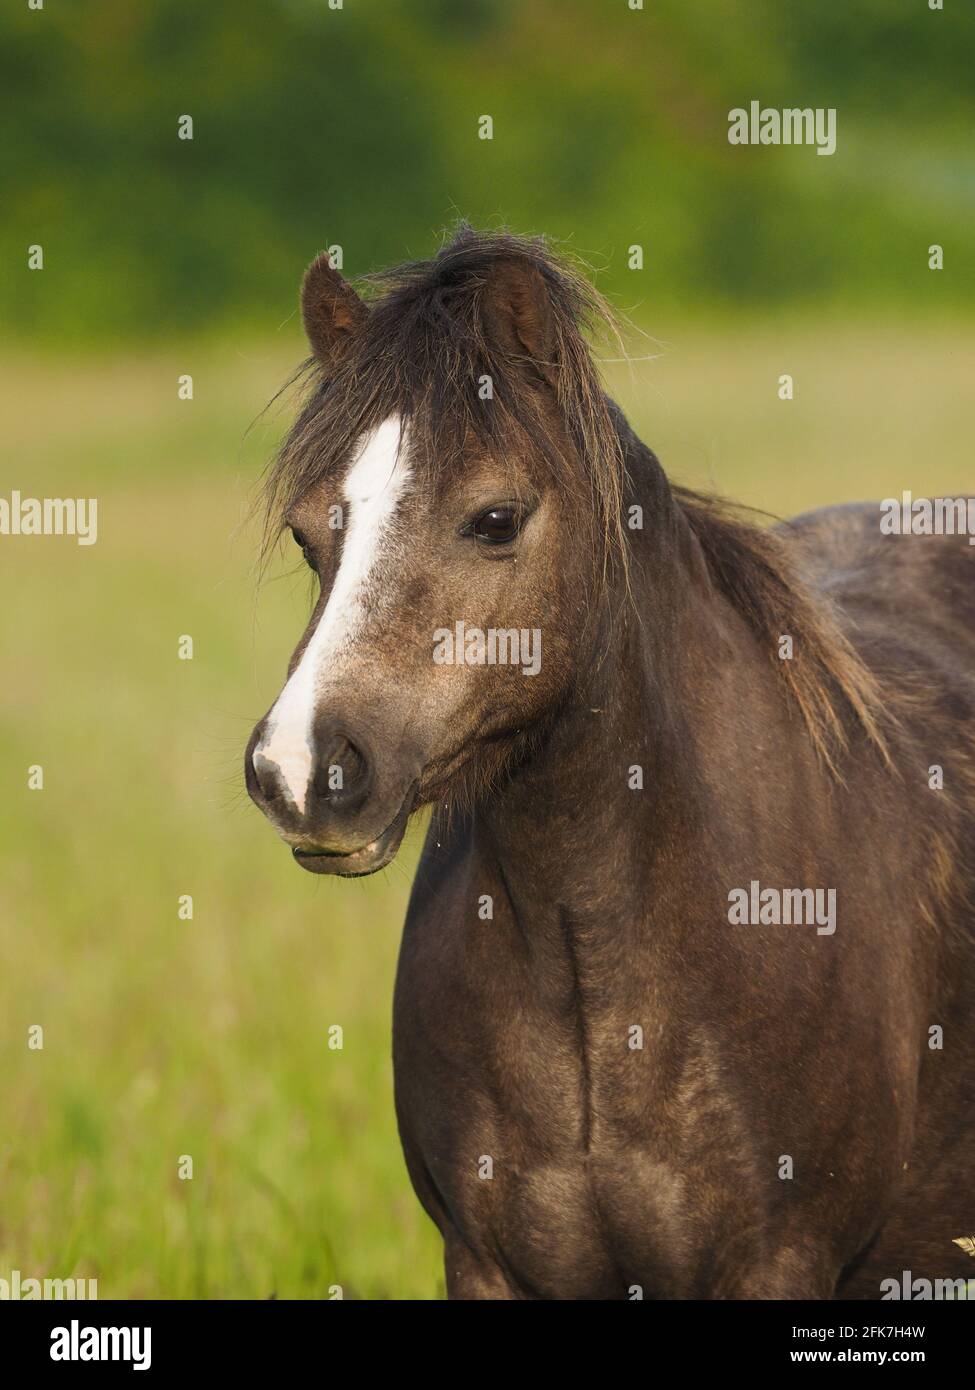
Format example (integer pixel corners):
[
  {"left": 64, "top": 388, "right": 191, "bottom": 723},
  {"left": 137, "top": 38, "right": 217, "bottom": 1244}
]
[{"left": 245, "top": 227, "right": 975, "bottom": 1299}]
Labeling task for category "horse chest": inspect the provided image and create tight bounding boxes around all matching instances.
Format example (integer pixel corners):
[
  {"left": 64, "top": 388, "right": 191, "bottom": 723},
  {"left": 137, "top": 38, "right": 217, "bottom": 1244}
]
[
  {"left": 394, "top": 973, "right": 759, "bottom": 1298},
  {"left": 478, "top": 1152, "right": 707, "bottom": 1299},
  {"left": 404, "top": 1079, "right": 744, "bottom": 1298},
  {"left": 395, "top": 850, "right": 777, "bottom": 1296}
]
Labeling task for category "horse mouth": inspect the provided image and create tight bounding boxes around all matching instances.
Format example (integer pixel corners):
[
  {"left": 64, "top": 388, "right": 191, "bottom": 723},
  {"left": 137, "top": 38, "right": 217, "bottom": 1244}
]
[{"left": 290, "top": 791, "right": 414, "bottom": 877}]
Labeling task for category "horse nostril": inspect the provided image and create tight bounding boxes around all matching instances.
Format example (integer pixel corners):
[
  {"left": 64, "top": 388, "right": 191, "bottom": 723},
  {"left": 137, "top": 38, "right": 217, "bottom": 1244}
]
[
  {"left": 313, "top": 731, "right": 368, "bottom": 803},
  {"left": 252, "top": 750, "right": 284, "bottom": 804}
]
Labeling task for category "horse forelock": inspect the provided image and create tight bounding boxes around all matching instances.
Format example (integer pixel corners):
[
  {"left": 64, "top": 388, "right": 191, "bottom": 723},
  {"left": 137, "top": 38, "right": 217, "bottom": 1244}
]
[{"left": 259, "top": 226, "right": 628, "bottom": 577}]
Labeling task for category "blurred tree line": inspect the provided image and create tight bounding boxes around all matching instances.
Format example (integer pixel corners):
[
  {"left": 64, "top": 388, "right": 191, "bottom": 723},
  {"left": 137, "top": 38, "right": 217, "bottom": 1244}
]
[{"left": 2, "top": 0, "right": 972, "bottom": 343}]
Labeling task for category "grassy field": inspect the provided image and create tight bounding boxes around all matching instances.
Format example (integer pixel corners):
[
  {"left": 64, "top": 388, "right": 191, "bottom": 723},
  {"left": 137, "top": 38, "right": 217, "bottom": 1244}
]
[{"left": 1, "top": 316, "right": 971, "bottom": 1299}]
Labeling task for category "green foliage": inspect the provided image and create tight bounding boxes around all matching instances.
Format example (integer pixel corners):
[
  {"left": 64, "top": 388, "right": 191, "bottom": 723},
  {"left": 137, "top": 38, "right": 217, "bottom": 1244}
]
[{"left": 2, "top": 0, "right": 973, "bottom": 342}]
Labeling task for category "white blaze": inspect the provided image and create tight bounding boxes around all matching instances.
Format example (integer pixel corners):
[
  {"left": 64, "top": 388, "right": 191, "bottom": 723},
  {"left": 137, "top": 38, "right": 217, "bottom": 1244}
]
[{"left": 255, "top": 415, "right": 409, "bottom": 812}]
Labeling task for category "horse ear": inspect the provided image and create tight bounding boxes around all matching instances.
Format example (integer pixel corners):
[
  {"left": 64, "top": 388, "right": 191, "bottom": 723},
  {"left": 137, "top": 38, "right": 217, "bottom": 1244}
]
[
  {"left": 301, "top": 252, "right": 367, "bottom": 370},
  {"left": 480, "top": 259, "right": 557, "bottom": 385}
]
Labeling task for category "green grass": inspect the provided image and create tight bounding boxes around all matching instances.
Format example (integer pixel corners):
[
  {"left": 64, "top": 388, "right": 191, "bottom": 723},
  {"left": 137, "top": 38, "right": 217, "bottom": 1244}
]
[{"left": 0, "top": 317, "right": 971, "bottom": 1298}]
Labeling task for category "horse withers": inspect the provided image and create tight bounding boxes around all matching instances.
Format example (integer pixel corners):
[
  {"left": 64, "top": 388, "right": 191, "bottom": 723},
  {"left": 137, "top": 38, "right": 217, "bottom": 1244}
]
[{"left": 245, "top": 229, "right": 975, "bottom": 1299}]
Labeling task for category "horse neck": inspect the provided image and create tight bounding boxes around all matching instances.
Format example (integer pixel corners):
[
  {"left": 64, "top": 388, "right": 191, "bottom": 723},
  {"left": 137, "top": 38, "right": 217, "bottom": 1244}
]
[{"left": 473, "top": 440, "right": 756, "bottom": 937}]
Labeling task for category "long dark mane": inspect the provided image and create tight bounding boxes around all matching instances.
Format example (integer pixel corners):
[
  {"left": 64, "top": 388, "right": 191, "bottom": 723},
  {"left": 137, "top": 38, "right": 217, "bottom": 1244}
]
[
  {"left": 673, "top": 487, "right": 891, "bottom": 773},
  {"left": 262, "top": 226, "right": 891, "bottom": 774}
]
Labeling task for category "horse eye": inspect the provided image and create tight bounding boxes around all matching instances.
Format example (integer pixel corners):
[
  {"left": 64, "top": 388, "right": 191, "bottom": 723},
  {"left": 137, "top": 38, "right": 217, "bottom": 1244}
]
[
  {"left": 472, "top": 507, "right": 520, "bottom": 545},
  {"left": 290, "top": 528, "right": 317, "bottom": 570}
]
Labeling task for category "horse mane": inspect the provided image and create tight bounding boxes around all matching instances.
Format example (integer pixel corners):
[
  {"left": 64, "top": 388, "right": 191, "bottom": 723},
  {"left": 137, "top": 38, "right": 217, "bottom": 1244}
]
[
  {"left": 260, "top": 225, "right": 891, "bottom": 777},
  {"left": 673, "top": 487, "right": 892, "bottom": 774}
]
